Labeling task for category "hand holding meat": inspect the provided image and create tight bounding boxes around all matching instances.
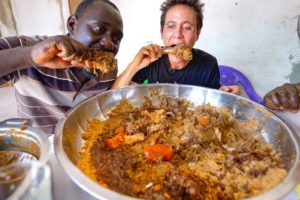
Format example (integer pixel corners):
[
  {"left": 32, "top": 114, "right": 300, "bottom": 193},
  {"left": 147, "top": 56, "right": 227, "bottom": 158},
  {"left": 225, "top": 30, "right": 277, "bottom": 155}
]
[
  {"left": 129, "top": 43, "right": 192, "bottom": 72},
  {"left": 263, "top": 83, "right": 300, "bottom": 112},
  {"left": 30, "top": 35, "right": 116, "bottom": 74},
  {"left": 30, "top": 35, "right": 86, "bottom": 69},
  {"left": 128, "top": 44, "right": 162, "bottom": 72},
  {"left": 159, "top": 44, "right": 192, "bottom": 61},
  {"left": 73, "top": 49, "right": 117, "bottom": 75}
]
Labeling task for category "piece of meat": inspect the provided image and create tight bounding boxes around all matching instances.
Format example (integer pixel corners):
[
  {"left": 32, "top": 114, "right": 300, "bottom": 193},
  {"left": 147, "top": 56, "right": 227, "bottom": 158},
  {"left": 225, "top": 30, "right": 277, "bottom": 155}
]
[
  {"left": 124, "top": 133, "right": 145, "bottom": 145},
  {"left": 162, "top": 169, "right": 206, "bottom": 200},
  {"left": 159, "top": 44, "right": 192, "bottom": 61},
  {"left": 73, "top": 48, "right": 117, "bottom": 74}
]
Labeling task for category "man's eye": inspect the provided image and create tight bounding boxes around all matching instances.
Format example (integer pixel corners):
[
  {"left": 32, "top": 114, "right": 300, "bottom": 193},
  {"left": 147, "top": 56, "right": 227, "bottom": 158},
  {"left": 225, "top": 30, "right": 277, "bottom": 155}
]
[
  {"left": 166, "top": 25, "right": 176, "bottom": 29},
  {"left": 93, "top": 25, "right": 105, "bottom": 34},
  {"left": 113, "top": 36, "right": 122, "bottom": 44},
  {"left": 183, "top": 26, "right": 192, "bottom": 31}
]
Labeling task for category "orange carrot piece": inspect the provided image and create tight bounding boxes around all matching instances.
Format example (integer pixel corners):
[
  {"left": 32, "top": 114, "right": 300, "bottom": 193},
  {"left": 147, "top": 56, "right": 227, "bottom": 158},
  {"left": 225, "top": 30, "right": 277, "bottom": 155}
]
[
  {"left": 104, "top": 126, "right": 125, "bottom": 149},
  {"left": 143, "top": 144, "right": 174, "bottom": 161}
]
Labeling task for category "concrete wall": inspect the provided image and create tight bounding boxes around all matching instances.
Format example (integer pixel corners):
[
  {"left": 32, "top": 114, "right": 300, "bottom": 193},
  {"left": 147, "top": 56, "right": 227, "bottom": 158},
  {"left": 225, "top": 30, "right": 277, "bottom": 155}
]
[
  {"left": 0, "top": 0, "right": 299, "bottom": 97},
  {"left": 1, "top": 0, "right": 69, "bottom": 36},
  {"left": 0, "top": 0, "right": 17, "bottom": 36}
]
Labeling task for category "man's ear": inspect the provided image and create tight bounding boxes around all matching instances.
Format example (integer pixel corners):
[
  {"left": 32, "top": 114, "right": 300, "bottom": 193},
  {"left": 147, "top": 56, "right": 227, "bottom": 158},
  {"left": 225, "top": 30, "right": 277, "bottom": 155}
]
[{"left": 67, "top": 15, "right": 77, "bottom": 35}]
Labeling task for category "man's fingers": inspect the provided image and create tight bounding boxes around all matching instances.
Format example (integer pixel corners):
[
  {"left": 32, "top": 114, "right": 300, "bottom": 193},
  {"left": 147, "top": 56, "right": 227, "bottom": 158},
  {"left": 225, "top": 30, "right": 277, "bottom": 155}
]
[
  {"left": 278, "top": 89, "right": 290, "bottom": 109},
  {"left": 56, "top": 39, "right": 75, "bottom": 58},
  {"left": 287, "top": 86, "right": 300, "bottom": 110},
  {"left": 62, "top": 53, "right": 76, "bottom": 61},
  {"left": 70, "top": 59, "right": 91, "bottom": 68},
  {"left": 268, "top": 92, "right": 282, "bottom": 109},
  {"left": 55, "top": 36, "right": 86, "bottom": 59}
]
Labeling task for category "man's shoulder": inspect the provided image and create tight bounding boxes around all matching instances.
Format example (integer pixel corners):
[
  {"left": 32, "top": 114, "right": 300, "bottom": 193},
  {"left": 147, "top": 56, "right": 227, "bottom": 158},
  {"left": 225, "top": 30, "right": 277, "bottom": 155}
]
[
  {"left": 20, "top": 35, "right": 48, "bottom": 46},
  {"left": 0, "top": 35, "right": 48, "bottom": 48},
  {"left": 192, "top": 48, "right": 217, "bottom": 62}
]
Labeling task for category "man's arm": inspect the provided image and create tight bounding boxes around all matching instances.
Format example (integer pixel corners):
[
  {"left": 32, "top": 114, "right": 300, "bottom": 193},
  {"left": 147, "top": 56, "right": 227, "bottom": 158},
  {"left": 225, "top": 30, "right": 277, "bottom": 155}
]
[
  {"left": 112, "top": 62, "right": 140, "bottom": 88},
  {"left": 112, "top": 43, "right": 161, "bottom": 89},
  {"left": 263, "top": 82, "right": 300, "bottom": 112},
  {"left": 0, "top": 35, "right": 86, "bottom": 77},
  {"left": 0, "top": 46, "right": 33, "bottom": 77}
]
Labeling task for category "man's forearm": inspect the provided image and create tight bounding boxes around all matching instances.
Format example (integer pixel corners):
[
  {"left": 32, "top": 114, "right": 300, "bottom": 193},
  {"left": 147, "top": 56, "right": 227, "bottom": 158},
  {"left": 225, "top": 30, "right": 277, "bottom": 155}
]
[
  {"left": 0, "top": 46, "right": 33, "bottom": 77},
  {"left": 112, "top": 63, "right": 141, "bottom": 89}
]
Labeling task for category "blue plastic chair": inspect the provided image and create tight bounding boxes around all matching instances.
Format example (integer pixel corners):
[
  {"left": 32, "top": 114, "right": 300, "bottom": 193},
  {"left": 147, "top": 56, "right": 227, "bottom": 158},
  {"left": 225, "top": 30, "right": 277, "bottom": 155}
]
[{"left": 219, "top": 65, "right": 263, "bottom": 104}]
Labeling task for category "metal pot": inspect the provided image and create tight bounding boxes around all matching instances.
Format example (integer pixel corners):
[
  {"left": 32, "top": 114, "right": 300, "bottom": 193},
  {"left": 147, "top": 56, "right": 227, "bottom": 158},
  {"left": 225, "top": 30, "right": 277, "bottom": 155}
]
[
  {"left": 54, "top": 84, "right": 300, "bottom": 200},
  {"left": 0, "top": 118, "right": 51, "bottom": 199},
  {"left": 0, "top": 118, "right": 50, "bottom": 164}
]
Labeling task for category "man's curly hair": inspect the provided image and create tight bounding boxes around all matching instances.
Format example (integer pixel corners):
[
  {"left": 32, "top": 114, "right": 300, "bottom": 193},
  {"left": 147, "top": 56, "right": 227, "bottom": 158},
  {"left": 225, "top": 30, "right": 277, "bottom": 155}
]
[{"left": 160, "top": 0, "right": 205, "bottom": 31}]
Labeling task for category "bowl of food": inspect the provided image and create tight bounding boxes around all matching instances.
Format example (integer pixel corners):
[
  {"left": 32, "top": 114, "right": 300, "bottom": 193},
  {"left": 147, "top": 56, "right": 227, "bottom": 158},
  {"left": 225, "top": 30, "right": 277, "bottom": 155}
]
[
  {"left": 54, "top": 84, "right": 300, "bottom": 200},
  {"left": 0, "top": 118, "right": 51, "bottom": 199}
]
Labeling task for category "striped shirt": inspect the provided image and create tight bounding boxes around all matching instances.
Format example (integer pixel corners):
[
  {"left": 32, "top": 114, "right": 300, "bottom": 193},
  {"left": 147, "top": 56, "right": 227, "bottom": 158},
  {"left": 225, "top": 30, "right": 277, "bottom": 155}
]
[{"left": 0, "top": 36, "right": 117, "bottom": 135}]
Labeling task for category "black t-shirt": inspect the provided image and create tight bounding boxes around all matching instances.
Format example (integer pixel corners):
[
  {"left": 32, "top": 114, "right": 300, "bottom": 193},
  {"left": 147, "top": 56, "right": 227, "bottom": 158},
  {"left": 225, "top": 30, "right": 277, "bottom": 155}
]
[{"left": 132, "top": 48, "right": 220, "bottom": 89}]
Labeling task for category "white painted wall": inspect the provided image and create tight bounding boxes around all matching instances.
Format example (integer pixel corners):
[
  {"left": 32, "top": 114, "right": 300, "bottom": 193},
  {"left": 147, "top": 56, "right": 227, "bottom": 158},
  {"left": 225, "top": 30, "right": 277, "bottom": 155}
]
[
  {"left": 4, "top": 0, "right": 300, "bottom": 97},
  {"left": 10, "top": 0, "right": 69, "bottom": 36}
]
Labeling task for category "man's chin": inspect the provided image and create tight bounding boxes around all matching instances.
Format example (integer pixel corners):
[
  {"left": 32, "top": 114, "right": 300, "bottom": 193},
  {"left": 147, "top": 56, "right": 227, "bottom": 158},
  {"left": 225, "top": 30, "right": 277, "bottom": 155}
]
[
  {"left": 169, "top": 55, "right": 187, "bottom": 63},
  {"left": 168, "top": 55, "right": 188, "bottom": 69}
]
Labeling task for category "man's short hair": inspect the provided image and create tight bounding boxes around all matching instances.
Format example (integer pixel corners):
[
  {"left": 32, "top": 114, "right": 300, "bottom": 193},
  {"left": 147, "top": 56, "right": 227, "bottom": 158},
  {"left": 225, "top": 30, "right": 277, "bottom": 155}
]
[
  {"left": 74, "top": 0, "right": 119, "bottom": 19},
  {"left": 160, "top": 0, "right": 204, "bottom": 31}
]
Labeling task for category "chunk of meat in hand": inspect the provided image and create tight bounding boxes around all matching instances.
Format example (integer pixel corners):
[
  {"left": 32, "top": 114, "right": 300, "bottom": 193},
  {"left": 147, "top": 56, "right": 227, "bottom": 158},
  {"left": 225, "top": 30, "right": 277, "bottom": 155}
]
[
  {"left": 159, "top": 44, "right": 192, "bottom": 61},
  {"left": 72, "top": 49, "right": 117, "bottom": 75}
]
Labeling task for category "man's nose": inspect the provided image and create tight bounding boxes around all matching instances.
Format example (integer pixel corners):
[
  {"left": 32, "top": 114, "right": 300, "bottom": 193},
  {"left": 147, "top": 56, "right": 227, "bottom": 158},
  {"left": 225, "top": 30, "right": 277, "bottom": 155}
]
[
  {"left": 100, "top": 37, "right": 114, "bottom": 52},
  {"left": 174, "top": 26, "right": 183, "bottom": 37}
]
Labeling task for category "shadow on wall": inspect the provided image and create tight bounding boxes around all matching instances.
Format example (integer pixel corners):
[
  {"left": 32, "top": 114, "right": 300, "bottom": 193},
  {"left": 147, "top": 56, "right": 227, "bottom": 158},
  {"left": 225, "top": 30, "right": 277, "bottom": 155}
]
[
  {"left": 287, "top": 15, "right": 300, "bottom": 83},
  {"left": 288, "top": 56, "right": 300, "bottom": 83}
]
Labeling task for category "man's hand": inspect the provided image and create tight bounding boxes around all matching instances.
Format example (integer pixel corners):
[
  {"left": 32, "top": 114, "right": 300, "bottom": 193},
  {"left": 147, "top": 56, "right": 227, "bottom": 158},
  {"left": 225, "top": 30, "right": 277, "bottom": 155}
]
[
  {"left": 263, "top": 83, "right": 300, "bottom": 112},
  {"left": 30, "top": 35, "right": 86, "bottom": 69},
  {"left": 219, "top": 85, "right": 240, "bottom": 95},
  {"left": 112, "top": 44, "right": 162, "bottom": 89},
  {"left": 130, "top": 44, "right": 161, "bottom": 72}
]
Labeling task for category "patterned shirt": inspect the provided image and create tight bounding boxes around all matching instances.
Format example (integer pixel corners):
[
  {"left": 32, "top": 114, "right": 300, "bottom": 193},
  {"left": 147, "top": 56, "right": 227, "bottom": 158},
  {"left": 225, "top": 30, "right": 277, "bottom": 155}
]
[{"left": 0, "top": 36, "right": 117, "bottom": 134}]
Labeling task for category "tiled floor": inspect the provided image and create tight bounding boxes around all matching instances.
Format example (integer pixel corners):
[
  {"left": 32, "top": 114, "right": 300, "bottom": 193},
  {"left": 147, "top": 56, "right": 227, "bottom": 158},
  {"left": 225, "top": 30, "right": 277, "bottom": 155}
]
[{"left": 0, "top": 86, "right": 17, "bottom": 121}]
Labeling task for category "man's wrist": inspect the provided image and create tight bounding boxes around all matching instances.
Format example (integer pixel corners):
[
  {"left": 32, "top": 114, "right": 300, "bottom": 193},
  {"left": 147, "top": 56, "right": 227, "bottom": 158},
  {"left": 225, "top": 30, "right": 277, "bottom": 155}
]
[{"left": 24, "top": 46, "right": 36, "bottom": 66}]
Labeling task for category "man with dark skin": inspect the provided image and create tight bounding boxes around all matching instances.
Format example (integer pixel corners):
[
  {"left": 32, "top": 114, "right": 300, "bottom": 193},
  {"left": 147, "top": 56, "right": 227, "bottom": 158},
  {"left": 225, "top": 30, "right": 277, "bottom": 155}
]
[
  {"left": 0, "top": 0, "right": 123, "bottom": 134},
  {"left": 263, "top": 17, "right": 300, "bottom": 113}
]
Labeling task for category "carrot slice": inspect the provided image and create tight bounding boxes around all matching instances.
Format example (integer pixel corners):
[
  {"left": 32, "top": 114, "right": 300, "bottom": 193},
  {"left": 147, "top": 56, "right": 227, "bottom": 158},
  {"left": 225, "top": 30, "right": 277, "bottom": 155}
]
[
  {"left": 143, "top": 144, "right": 174, "bottom": 161},
  {"left": 104, "top": 126, "right": 125, "bottom": 149}
]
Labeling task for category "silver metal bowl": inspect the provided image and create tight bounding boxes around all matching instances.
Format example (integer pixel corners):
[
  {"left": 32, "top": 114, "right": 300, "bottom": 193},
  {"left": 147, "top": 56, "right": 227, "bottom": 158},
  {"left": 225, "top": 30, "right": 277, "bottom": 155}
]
[
  {"left": 54, "top": 84, "right": 300, "bottom": 200},
  {"left": 0, "top": 118, "right": 51, "bottom": 199},
  {"left": 0, "top": 118, "right": 50, "bottom": 164}
]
